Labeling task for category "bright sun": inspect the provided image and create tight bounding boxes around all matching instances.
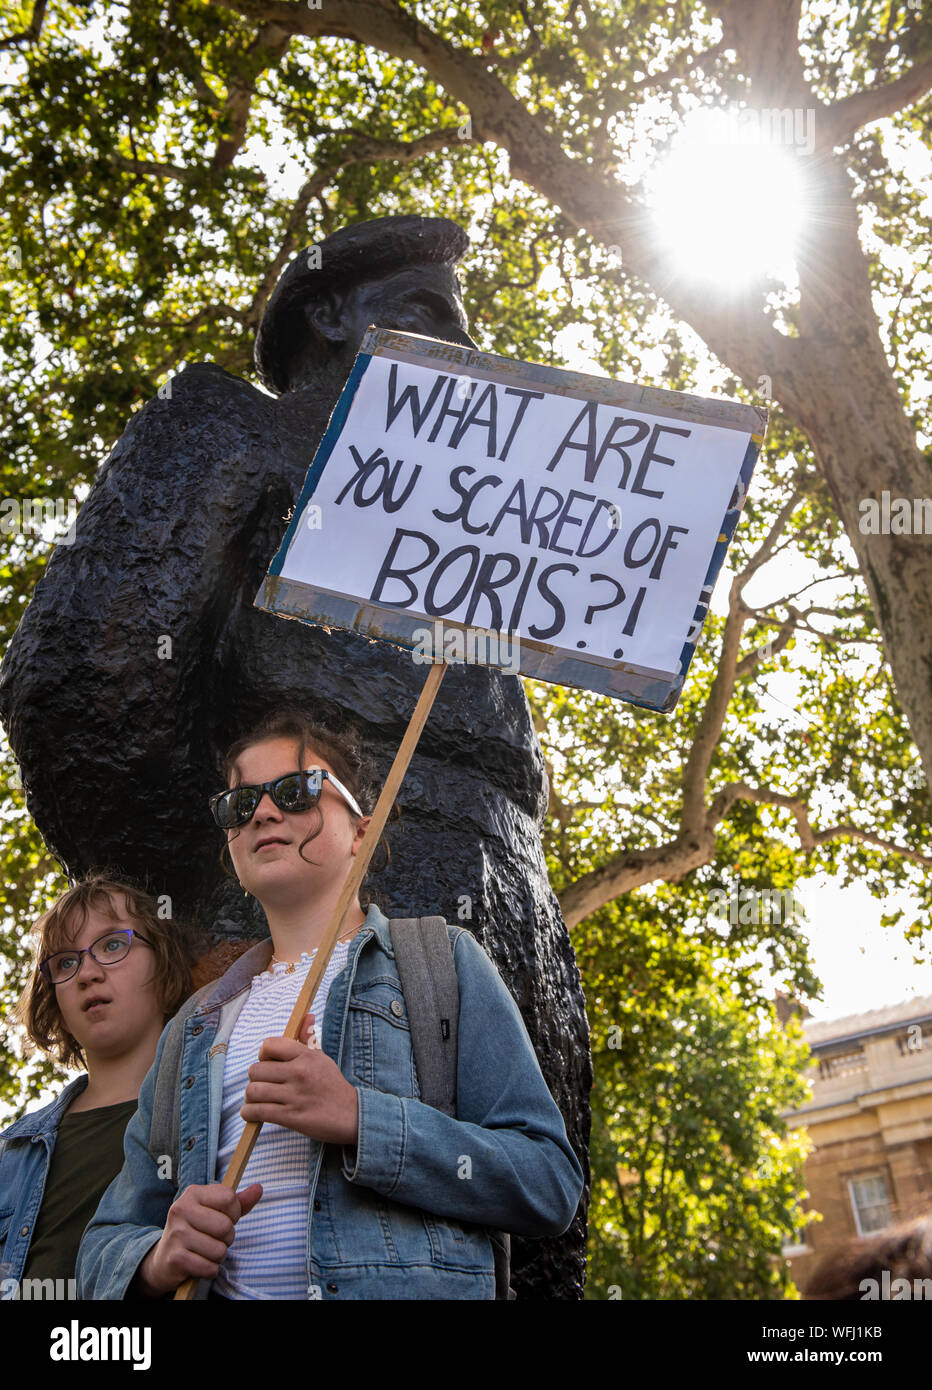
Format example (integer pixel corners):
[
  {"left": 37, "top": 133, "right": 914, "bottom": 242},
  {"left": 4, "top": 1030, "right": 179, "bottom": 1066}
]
[{"left": 644, "top": 109, "right": 806, "bottom": 286}]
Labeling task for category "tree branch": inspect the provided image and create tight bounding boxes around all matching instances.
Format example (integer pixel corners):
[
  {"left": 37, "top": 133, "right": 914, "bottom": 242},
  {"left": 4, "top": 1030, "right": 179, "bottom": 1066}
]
[
  {"left": 557, "top": 661, "right": 929, "bottom": 927},
  {"left": 706, "top": 781, "right": 932, "bottom": 868},
  {"left": 143, "top": 302, "right": 250, "bottom": 330},
  {"left": 679, "top": 576, "right": 748, "bottom": 834},
  {"left": 559, "top": 839, "right": 705, "bottom": 928},
  {"left": 709, "top": 0, "right": 810, "bottom": 108},
  {"left": 243, "top": 125, "right": 474, "bottom": 330},
  {"left": 212, "top": 21, "right": 293, "bottom": 172},
  {"left": 108, "top": 154, "right": 221, "bottom": 184},
  {"left": 0, "top": 0, "right": 47, "bottom": 50},
  {"left": 734, "top": 611, "right": 798, "bottom": 678},
  {"left": 551, "top": 790, "right": 606, "bottom": 825},
  {"left": 161, "top": 18, "right": 224, "bottom": 111},
  {"left": 479, "top": 2, "right": 543, "bottom": 73},
  {"left": 821, "top": 54, "right": 932, "bottom": 149},
  {"left": 734, "top": 489, "right": 805, "bottom": 590}
]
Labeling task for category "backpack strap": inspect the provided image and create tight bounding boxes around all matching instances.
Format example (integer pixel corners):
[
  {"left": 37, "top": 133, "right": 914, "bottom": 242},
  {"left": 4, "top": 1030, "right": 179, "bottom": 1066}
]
[
  {"left": 388, "top": 916, "right": 515, "bottom": 1300},
  {"left": 388, "top": 916, "right": 459, "bottom": 1117}
]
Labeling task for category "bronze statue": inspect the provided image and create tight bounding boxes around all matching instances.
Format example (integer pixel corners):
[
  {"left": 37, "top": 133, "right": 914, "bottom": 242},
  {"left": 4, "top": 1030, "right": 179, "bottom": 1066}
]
[{"left": 0, "top": 215, "right": 591, "bottom": 1298}]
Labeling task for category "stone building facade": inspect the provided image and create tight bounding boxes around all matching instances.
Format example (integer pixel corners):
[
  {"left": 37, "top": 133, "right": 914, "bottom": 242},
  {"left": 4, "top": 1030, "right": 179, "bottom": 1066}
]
[{"left": 781, "top": 994, "right": 932, "bottom": 1291}]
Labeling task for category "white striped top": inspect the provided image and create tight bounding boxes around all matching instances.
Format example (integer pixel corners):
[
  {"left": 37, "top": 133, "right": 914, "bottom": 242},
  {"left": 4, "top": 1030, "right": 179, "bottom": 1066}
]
[{"left": 212, "top": 939, "right": 351, "bottom": 1300}]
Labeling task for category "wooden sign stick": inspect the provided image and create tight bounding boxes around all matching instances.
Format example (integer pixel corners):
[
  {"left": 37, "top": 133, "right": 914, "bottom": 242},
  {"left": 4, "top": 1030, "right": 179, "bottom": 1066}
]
[{"left": 174, "top": 657, "right": 447, "bottom": 1299}]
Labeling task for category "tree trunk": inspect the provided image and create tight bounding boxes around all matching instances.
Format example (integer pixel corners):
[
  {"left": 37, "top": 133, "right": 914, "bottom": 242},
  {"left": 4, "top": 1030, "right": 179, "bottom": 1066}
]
[{"left": 762, "top": 154, "right": 932, "bottom": 789}]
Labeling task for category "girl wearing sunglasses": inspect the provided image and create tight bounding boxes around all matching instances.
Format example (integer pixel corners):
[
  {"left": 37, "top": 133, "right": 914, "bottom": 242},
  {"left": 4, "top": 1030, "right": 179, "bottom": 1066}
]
[
  {"left": 0, "top": 876, "right": 192, "bottom": 1297},
  {"left": 78, "top": 705, "right": 583, "bottom": 1300}
]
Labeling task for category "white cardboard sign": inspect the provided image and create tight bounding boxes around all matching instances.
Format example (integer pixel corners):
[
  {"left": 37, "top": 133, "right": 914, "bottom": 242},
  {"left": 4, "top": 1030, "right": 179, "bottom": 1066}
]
[{"left": 257, "top": 328, "right": 766, "bottom": 710}]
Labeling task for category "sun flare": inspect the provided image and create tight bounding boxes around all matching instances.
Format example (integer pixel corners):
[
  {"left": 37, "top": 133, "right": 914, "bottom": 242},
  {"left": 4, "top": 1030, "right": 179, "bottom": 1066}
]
[{"left": 644, "top": 110, "right": 807, "bottom": 286}]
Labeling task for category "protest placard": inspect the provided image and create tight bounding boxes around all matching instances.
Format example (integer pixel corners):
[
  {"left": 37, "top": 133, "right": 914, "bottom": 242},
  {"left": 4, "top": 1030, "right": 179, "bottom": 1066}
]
[
  {"left": 256, "top": 327, "right": 766, "bottom": 712},
  {"left": 172, "top": 332, "right": 768, "bottom": 1296}
]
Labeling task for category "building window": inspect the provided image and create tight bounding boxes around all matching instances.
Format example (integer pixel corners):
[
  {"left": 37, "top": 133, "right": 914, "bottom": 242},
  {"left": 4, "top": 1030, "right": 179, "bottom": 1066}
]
[
  {"left": 817, "top": 1047, "right": 867, "bottom": 1080},
  {"left": 848, "top": 1173, "right": 894, "bottom": 1236},
  {"left": 782, "top": 1221, "right": 812, "bottom": 1257}
]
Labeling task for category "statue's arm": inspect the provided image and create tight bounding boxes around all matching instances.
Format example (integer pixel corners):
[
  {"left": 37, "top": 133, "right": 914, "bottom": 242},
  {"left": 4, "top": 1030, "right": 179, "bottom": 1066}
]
[{"left": 0, "top": 363, "right": 285, "bottom": 875}]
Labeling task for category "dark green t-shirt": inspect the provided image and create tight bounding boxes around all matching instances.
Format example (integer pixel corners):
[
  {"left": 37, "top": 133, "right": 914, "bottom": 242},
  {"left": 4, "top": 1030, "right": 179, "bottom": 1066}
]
[{"left": 22, "top": 1098, "right": 138, "bottom": 1283}]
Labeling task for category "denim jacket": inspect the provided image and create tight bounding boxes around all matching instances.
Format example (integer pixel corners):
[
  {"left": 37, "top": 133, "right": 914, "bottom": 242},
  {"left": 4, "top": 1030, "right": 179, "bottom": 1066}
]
[
  {"left": 0, "top": 1075, "right": 91, "bottom": 1293},
  {"left": 76, "top": 903, "right": 584, "bottom": 1300}
]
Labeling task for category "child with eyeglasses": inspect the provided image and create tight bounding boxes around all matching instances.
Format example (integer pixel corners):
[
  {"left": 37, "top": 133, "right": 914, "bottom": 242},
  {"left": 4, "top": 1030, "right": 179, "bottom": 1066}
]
[
  {"left": 0, "top": 875, "right": 193, "bottom": 1298},
  {"left": 77, "top": 705, "right": 583, "bottom": 1300}
]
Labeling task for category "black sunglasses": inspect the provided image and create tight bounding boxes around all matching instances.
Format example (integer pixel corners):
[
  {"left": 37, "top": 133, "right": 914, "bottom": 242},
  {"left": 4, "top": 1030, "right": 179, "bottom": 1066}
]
[{"left": 209, "top": 767, "right": 363, "bottom": 830}]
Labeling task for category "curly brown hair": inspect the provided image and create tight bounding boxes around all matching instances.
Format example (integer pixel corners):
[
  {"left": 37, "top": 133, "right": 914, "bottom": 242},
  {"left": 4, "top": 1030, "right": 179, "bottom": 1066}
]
[
  {"left": 804, "top": 1211, "right": 932, "bottom": 1300},
  {"left": 217, "top": 706, "right": 400, "bottom": 913},
  {"left": 16, "top": 873, "right": 195, "bottom": 1071}
]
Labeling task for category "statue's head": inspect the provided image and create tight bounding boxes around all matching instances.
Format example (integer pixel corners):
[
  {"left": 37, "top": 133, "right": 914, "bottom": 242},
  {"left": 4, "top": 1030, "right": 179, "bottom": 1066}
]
[{"left": 254, "top": 214, "right": 477, "bottom": 395}]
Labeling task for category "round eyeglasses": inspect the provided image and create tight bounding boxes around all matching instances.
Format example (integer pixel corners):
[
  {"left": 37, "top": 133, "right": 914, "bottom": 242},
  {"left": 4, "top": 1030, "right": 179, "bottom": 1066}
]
[
  {"left": 39, "top": 928, "right": 153, "bottom": 985},
  {"left": 209, "top": 766, "right": 363, "bottom": 830}
]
